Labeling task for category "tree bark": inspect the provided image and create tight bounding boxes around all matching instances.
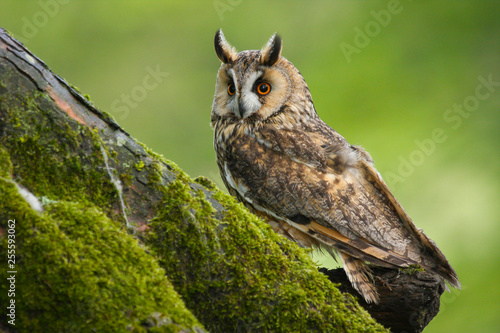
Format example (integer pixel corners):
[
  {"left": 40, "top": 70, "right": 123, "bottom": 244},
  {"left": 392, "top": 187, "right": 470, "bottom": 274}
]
[
  {"left": 0, "top": 28, "right": 443, "bottom": 332},
  {"left": 320, "top": 267, "right": 445, "bottom": 333}
]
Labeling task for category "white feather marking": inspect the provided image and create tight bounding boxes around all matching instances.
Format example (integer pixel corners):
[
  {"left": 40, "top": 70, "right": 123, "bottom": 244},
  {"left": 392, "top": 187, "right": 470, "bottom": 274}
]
[
  {"left": 227, "top": 68, "right": 241, "bottom": 118},
  {"left": 240, "top": 71, "right": 263, "bottom": 118},
  {"left": 252, "top": 135, "right": 272, "bottom": 149},
  {"left": 290, "top": 156, "right": 318, "bottom": 169},
  {"left": 241, "top": 94, "right": 261, "bottom": 118},
  {"left": 339, "top": 148, "right": 359, "bottom": 167}
]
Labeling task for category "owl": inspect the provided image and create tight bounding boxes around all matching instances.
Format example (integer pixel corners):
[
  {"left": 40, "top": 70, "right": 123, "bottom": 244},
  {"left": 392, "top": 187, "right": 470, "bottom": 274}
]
[{"left": 211, "top": 30, "right": 460, "bottom": 303}]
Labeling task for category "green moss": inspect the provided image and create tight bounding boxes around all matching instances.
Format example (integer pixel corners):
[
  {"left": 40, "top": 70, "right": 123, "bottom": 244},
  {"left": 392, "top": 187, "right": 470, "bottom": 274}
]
[
  {"left": 69, "top": 84, "right": 91, "bottom": 103},
  {"left": 120, "top": 172, "right": 135, "bottom": 187},
  {"left": 0, "top": 89, "right": 121, "bottom": 221},
  {"left": 194, "top": 176, "right": 216, "bottom": 190},
  {"left": 400, "top": 265, "right": 425, "bottom": 275},
  {"left": 135, "top": 160, "right": 146, "bottom": 171},
  {"left": 3, "top": 28, "right": 14, "bottom": 38},
  {"left": 0, "top": 146, "right": 13, "bottom": 177},
  {"left": 146, "top": 167, "right": 386, "bottom": 332},
  {"left": 0, "top": 158, "right": 204, "bottom": 332}
]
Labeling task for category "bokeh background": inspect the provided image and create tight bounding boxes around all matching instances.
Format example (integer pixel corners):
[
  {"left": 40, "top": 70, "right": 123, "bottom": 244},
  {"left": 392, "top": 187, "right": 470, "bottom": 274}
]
[{"left": 1, "top": 1, "right": 499, "bottom": 331}]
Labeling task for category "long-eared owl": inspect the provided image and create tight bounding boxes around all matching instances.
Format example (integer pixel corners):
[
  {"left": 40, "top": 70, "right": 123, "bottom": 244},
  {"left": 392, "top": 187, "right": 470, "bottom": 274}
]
[{"left": 210, "top": 30, "right": 459, "bottom": 303}]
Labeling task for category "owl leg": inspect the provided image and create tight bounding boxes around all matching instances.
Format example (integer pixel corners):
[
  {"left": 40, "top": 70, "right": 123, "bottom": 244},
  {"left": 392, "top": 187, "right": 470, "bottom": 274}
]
[{"left": 339, "top": 252, "right": 379, "bottom": 304}]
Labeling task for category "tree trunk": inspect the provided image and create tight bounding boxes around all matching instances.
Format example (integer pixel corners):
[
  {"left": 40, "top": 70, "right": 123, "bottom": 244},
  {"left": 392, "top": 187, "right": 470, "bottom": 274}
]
[
  {"left": 321, "top": 267, "right": 445, "bottom": 332},
  {"left": 0, "top": 28, "right": 443, "bottom": 332}
]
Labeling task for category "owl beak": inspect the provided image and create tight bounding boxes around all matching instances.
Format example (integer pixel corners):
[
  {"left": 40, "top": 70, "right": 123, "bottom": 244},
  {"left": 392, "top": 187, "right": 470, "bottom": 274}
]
[
  {"left": 236, "top": 93, "right": 261, "bottom": 119},
  {"left": 238, "top": 99, "right": 249, "bottom": 118}
]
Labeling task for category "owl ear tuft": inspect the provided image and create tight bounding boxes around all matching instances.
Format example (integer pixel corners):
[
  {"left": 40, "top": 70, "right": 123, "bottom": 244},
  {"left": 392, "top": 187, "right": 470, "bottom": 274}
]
[
  {"left": 260, "top": 33, "right": 282, "bottom": 66},
  {"left": 214, "top": 29, "right": 236, "bottom": 64}
]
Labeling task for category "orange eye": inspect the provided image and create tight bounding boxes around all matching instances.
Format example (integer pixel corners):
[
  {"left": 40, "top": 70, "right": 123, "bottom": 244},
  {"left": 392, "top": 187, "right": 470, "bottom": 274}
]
[
  {"left": 256, "top": 82, "right": 271, "bottom": 95},
  {"left": 227, "top": 83, "right": 236, "bottom": 96}
]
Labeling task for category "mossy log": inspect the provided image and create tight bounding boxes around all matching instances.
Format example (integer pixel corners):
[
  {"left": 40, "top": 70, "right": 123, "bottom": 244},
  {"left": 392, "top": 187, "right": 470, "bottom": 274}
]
[{"left": 0, "top": 28, "right": 442, "bottom": 332}]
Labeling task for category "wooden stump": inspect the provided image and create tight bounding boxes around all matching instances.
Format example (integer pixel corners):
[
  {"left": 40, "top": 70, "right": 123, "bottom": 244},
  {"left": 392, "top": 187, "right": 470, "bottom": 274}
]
[{"left": 320, "top": 267, "right": 446, "bottom": 333}]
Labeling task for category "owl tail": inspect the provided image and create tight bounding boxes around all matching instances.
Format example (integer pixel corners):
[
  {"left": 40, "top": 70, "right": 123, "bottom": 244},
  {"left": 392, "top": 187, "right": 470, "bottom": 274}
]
[{"left": 339, "top": 252, "right": 379, "bottom": 304}]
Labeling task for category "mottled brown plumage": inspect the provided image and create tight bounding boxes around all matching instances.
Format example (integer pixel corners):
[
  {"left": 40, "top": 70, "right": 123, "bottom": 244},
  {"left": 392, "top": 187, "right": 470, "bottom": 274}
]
[{"left": 211, "top": 30, "right": 460, "bottom": 303}]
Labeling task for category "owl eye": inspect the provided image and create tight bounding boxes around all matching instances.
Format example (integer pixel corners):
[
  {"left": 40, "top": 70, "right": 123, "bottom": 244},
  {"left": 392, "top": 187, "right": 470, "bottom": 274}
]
[
  {"left": 256, "top": 82, "right": 271, "bottom": 95},
  {"left": 227, "top": 83, "right": 236, "bottom": 96}
]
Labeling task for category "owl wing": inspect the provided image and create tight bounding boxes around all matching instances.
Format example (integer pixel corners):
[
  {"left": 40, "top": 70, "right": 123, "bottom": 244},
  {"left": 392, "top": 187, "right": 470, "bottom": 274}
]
[{"left": 223, "top": 123, "right": 459, "bottom": 289}]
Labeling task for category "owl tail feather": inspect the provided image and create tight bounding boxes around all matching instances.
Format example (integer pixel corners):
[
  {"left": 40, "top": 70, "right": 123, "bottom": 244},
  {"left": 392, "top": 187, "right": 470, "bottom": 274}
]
[{"left": 339, "top": 252, "right": 379, "bottom": 304}]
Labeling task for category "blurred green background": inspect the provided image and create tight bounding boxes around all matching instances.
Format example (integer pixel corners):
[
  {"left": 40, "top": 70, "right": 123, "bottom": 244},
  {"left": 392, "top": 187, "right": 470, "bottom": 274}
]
[{"left": 1, "top": 1, "right": 499, "bottom": 331}]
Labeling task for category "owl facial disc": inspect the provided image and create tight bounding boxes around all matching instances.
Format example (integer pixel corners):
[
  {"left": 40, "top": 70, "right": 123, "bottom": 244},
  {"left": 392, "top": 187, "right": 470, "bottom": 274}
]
[{"left": 228, "top": 70, "right": 263, "bottom": 118}]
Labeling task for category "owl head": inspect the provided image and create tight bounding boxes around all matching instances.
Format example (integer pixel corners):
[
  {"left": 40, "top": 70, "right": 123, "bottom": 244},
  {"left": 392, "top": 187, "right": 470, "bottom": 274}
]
[{"left": 212, "top": 30, "right": 315, "bottom": 125}]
